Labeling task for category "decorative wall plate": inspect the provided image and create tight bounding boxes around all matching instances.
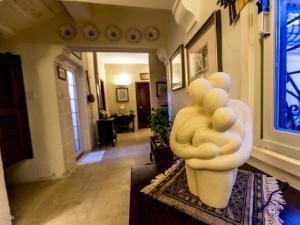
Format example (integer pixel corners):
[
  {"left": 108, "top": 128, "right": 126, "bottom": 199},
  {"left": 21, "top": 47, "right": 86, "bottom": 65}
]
[
  {"left": 82, "top": 24, "right": 99, "bottom": 40},
  {"left": 58, "top": 23, "right": 76, "bottom": 40},
  {"left": 105, "top": 25, "right": 122, "bottom": 41},
  {"left": 144, "top": 26, "right": 159, "bottom": 41},
  {"left": 126, "top": 28, "right": 141, "bottom": 43}
]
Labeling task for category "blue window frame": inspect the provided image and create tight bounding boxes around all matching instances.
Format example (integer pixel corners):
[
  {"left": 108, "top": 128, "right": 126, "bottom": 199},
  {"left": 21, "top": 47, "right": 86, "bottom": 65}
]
[{"left": 275, "top": 0, "right": 300, "bottom": 132}]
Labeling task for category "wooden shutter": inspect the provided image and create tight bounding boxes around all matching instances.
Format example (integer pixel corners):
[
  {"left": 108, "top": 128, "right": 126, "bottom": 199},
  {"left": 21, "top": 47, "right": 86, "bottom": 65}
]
[{"left": 0, "top": 53, "right": 33, "bottom": 168}]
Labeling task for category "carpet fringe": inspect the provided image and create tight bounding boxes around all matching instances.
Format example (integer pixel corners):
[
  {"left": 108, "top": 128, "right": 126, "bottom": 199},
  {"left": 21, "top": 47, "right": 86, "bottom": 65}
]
[
  {"left": 140, "top": 159, "right": 183, "bottom": 194},
  {"left": 263, "top": 175, "right": 286, "bottom": 225}
]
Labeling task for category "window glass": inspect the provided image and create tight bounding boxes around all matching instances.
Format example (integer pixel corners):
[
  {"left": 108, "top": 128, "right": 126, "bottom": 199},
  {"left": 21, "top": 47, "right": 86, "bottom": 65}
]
[
  {"left": 276, "top": 0, "right": 300, "bottom": 132},
  {"left": 67, "top": 70, "right": 81, "bottom": 154}
]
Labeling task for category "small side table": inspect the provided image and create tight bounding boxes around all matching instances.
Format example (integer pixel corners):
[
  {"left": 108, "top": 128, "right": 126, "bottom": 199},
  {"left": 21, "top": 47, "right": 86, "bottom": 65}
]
[
  {"left": 97, "top": 118, "right": 116, "bottom": 147},
  {"left": 150, "top": 136, "right": 174, "bottom": 163}
]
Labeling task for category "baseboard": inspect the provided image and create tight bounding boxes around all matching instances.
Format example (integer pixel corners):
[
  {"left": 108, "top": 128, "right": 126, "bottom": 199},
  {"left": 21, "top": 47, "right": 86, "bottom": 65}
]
[{"left": 248, "top": 146, "right": 300, "bottom": 190}]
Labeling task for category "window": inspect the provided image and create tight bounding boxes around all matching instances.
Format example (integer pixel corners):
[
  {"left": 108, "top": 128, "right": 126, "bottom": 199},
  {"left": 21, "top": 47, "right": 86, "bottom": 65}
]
[
  {"left": 258, "top": 0, "right": 300, "bottom": 159},
  {"left": 67, "top": 70, "right": 81, "bottom": 155},
  {"left": 275, "top": 0, "right": 300, "bottom": 132}
]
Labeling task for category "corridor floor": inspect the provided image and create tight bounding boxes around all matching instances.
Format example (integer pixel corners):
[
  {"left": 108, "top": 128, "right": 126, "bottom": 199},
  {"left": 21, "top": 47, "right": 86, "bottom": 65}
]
[{"left": 7, "top": 129, "right": 152, "bottom": 225}]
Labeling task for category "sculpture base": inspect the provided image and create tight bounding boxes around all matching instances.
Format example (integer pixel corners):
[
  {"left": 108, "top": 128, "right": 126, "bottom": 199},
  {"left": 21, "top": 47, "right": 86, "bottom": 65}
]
[{"left": 186, "top": 165, "right": 237, "bottom": 208}]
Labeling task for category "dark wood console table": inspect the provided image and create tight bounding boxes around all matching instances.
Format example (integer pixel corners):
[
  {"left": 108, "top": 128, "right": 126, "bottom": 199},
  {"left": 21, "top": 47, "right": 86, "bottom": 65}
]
[
  {"left": 113, "top": 115, "right": 135, "bottom": 133},
  {"left": 129, "top": 163, "right": 300, "bottom": 225},
  {"left": 97, "top": 118, "right": 116, "bottom": 147}
]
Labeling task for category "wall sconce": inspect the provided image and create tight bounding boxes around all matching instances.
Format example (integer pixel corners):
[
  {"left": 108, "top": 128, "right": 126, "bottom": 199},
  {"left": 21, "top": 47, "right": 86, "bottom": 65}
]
[{"left": 113, "top": 73, "right": 132, "bottom": 85}]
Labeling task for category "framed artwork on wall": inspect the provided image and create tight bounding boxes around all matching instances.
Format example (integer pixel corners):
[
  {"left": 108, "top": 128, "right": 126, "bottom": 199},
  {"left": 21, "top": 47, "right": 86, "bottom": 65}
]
[
  {"left": 72, "top": 51, "right": 82, "bottom": 60},
  {"left": 169, "top": 45, "right": 185, "bottom": 90},
  {"left": 185, "top": 10, "right": 223, "bottom": 84},
  {"left": 116, "top": 87, "right": 129, "bottom": 102},
  {"left": 140, "top": 73, "right": 150, "bottom": 80},
  {"left": 156, "top": 82, "right": 167, "bottom": 98},
  {"left": 57, "top": 66, "right": 66, "bottom": 80}
]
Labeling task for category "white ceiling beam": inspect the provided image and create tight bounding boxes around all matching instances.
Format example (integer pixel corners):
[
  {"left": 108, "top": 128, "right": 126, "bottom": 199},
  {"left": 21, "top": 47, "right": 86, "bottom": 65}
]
[
  {"left": 61, "top": 0, "right": 174, "bottom": 10},
  {"left": 61, "top": 1, "right": 92, "bottom": 21}
]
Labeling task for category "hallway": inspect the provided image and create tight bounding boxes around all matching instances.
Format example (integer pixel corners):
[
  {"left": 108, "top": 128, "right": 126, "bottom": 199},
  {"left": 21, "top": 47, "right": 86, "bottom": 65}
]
[{"left": 7, "top": 129, "right": 152, "bottom": 225}]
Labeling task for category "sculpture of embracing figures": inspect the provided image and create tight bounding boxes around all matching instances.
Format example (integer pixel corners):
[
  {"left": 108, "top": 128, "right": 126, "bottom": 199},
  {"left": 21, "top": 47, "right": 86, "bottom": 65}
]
[{"left": 170, "top": 72, "right": 253, "bottom": 209}]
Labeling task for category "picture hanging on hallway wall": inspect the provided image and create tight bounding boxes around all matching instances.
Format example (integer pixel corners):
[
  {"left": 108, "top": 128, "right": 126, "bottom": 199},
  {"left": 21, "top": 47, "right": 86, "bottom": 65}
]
[
  {"left": 57, "top": 66, "right": 67, "bottom": 81},
  {"left": 116, "top": 88, "right": 129, "bottom": 102},
  {"left": 169, "top": 45, "right": 185, "bottom": 91},
  {"left": 140, "top": 73, "right": 150, "bottom": 80},
  {"left": 72, "top": 51, "right": 82, "bottom": 59},
  {"left": 185, "top": 10, "right": 223, "bottom": 84},
  {"left": 156, "top": 82, "right": 167, "bottom": 98}
]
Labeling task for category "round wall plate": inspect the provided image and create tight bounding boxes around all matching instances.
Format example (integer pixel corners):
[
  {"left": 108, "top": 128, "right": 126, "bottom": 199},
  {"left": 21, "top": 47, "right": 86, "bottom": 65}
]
[
  {"left": 58, "top": 23, "right": 76, "bottom": 40},
  {"left": 82, "top": 24, "right": 100, "bottom": 40},
  {"left": 106, "top": 25, "right": 122, "bottom": 41},
  {"left": 144, "top": 26, "right": 159, "bottom": 41},
  {"left": 126, "top": 28, "right": 141, "bottom": 43}
]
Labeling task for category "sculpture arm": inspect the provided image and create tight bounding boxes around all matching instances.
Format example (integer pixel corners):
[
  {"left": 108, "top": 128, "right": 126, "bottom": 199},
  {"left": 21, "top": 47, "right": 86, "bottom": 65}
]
[
  {"left": 186, "top": 130, "right": 252, "bottom": 170},
  {"left": 171, "top": 142, "right": 219, "bottom": 159},
  {"left": 170, "top": 108, "right": 218, "bottom": 159},
  {"left": 219, "top": 134, "right": 242, "bottom": 155},
  {"left": 193, "top": 130, "right": 242, "bottom": 155},
  {"left": 186, "top": 100, "right": 253, "bottom": 171}
]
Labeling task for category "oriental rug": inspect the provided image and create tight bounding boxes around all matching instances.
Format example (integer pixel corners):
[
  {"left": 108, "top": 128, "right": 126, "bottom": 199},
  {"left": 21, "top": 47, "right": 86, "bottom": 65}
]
[{"left": 141, "top": 160, "right": 285, "bottom": 225}]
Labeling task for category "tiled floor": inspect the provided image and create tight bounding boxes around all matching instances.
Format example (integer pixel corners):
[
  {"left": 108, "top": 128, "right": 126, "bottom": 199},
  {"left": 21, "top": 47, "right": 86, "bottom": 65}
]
[{"left": 7, "top": 129, "right": 152, "bottom": 225}]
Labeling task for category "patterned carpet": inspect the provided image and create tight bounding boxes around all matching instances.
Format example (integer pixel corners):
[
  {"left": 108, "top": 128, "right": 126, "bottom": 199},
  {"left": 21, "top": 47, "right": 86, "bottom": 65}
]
[{"left": 141, "top": 160, "right": 285, "bottom": 225}]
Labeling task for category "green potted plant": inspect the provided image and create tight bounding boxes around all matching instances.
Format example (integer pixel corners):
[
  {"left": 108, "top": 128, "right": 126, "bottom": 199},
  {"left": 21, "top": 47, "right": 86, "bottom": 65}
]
[{"left": 149, "top": 107, "right": 171, "bottom": 146}]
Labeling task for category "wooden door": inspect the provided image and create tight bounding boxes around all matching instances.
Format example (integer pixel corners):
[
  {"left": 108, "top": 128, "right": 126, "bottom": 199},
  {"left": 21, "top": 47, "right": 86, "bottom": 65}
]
[
  {"left": 136, "top": 82, "right": 151, "bottom": 129},
  {"left": 0, "top": 53, "right": 33, "bottom": 168}
]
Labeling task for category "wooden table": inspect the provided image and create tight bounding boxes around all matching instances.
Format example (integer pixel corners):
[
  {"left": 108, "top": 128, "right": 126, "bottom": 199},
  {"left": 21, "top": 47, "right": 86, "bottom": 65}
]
[
  {"left": 113, "top": 115, "right": 135, "bottom": 133},
  {"left": 150, "top": 137, "right": 173, "bottom": 163},
  {"left": 129, "top": 162, "right": 300, "bottom": 225}
]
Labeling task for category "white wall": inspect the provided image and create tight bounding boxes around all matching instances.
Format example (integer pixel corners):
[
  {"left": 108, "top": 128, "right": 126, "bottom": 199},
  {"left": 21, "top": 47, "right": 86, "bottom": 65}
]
[
  {"left": 148, "top": 53, "right": 167, "bottom": 108},
  {"left": 0, "top": 155, "right": 11, "bottom": 225},
  {"left": 97, "top": 56, "right": 109, "bottom": 114},
  {"left": 82, "top": 52, "right": 98, "bottom": 148}
]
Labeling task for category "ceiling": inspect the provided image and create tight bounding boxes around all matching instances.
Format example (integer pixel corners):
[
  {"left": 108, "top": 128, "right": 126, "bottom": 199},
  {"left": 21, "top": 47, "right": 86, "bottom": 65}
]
[
  {"left": 61, "top": 0, "right": 174, "bottom": 10},
  {"left": 97, "top": 52, "right": 149, "bottom": 64},
  {"left": 0, "top": 0, "right": 174, "bottom": 38},
  {"left": 0, "top": 0, "right": 66, "bottom": 37}
]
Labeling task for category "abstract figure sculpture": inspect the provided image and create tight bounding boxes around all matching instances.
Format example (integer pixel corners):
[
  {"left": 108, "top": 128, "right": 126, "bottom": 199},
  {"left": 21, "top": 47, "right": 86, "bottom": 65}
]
[{"left": 170, "top": 72, "right": 252, "bottom": 209}]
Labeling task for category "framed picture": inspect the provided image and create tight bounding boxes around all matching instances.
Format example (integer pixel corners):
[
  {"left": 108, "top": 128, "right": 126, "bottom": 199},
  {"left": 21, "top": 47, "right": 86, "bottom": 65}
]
[
  {"left": 72, "top": 51, "right": 82, "bottom": 60},
  {"left": 170, "top": 45, "right": 185, "bottom": 90},
  {"left": 140, "top": 73, "right": 150, "bottom": 80},
  {"left": 116, "top": 88, "right": 129, "bottom": 102},
  {"left": 185, "top": 10, "right": 222, "bottom": 84},
  {"left": 156, "top": 82, "right": 167, "bottom": 97},
  {"left": 57, "top": 66, "right": 66, "bottom": 80}
]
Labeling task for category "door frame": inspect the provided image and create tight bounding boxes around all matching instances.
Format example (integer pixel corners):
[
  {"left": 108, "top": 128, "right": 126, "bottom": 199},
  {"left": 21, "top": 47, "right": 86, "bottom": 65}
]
[{"left": 135, "top": 82, "right": 151, "bottom": 129}]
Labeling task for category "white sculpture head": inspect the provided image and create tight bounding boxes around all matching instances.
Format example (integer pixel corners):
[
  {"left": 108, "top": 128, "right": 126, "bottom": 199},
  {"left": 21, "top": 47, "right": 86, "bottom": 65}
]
[
  {"left": 212, "top": 107, "right": 237, "bottom": 132},
  {"left": 188, "top": 78, "right": 212, "bottom": 105},
  {"left": 202, "top": 88, "right": 229, "bottom": 115},
  {"left": 208, "top": 72, "right": 232, "bottom": 92}
]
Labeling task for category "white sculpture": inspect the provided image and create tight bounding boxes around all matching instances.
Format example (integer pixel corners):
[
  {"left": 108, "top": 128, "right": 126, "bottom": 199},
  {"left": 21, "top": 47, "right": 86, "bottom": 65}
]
[{"left": 170, "top": 72, "right": 252, "bottom": 209}]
